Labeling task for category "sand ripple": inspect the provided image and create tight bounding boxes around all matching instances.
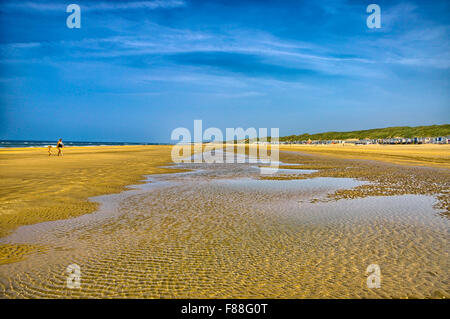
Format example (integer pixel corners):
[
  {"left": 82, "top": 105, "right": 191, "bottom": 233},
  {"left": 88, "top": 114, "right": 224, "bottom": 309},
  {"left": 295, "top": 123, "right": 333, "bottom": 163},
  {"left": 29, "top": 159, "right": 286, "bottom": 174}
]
[{"left": 0, "top": 160, "right": 448, "bottom": 298}]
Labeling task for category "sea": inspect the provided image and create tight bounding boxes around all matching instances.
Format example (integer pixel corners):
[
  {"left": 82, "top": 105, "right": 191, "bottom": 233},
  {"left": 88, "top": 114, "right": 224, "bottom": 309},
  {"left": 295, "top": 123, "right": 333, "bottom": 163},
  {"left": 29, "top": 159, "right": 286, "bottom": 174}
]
[{"left": 0, "top": 140, "right": 166, "bottom": 148}]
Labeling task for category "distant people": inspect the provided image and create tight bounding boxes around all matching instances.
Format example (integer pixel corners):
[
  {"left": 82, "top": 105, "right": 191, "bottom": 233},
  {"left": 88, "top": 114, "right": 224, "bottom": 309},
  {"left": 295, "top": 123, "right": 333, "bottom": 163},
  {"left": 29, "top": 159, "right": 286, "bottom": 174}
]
[
  {"left": 57, "top": 139, "right": 64, "bottom": 156},
  {"left": 48, "top": 145, "right": 52, "bottom": 156}
]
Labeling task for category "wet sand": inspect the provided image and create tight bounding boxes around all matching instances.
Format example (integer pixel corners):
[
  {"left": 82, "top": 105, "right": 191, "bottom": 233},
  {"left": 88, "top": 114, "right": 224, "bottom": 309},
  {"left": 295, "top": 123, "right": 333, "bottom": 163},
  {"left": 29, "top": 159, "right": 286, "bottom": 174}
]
[
  {"left": 0, "top": 149, "right": 448, "bottom": 298},
  {"left": 0, "top": 145, "right": 182, "bottom": 263}
]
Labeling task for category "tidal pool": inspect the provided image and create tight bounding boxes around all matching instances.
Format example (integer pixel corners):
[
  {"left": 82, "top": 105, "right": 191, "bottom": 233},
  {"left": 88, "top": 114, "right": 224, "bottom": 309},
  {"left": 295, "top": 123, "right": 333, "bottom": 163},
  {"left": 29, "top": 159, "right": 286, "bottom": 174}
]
[{"left": 0, "top": 156, "right": 448, "bottom": 298}]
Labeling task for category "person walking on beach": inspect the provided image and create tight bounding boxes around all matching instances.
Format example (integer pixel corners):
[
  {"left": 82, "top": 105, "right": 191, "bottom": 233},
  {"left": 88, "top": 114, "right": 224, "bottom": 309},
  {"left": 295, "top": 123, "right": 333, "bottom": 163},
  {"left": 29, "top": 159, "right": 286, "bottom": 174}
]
[{"left": 56, "top": 138, "right": 64, "bottom": 156}]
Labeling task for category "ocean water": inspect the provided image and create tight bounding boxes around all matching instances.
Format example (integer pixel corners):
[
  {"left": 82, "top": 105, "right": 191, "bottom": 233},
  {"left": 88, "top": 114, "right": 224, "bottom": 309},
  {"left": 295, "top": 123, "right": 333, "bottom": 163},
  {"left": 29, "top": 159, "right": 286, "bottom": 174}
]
[{"left": 0, "top": 140, "right": 165, "bottom": 148}]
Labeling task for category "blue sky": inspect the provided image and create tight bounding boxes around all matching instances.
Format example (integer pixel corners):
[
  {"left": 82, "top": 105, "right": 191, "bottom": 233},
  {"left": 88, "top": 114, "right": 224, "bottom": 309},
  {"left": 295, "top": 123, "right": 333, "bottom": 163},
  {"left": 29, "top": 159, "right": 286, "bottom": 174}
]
[{"left": 0, "top": 0, "right": 449, "bottom": 142}]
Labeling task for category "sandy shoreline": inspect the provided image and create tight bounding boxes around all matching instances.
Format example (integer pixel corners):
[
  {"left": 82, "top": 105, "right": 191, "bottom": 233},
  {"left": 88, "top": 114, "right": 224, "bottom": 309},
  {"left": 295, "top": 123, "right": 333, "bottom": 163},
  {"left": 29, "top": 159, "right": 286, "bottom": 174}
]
[
  {"left": 1, "top": 144, "right": 448, "bottom": 238},
  {"left": 0, "top": 144, "right": 449, "bottom": 285},
  {"left": 0, "top": 146, "right": 448, "bottom": 298},
  {"left": 0, "top": 145, "right": 183, "bottom": 263},
  {"left": 280, "top": 144, "right": 450, "bottom": 168}
]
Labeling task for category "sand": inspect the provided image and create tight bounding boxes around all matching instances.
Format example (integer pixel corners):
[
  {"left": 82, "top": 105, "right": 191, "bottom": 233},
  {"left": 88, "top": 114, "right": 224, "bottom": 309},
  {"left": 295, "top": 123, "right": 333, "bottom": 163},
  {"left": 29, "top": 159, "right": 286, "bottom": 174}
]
[
  {"left": 0, "top": 148, "right": 448, "bottom": 298},
  {"left": 0, "top": 144, "right": 448, "bottom": 298},
  {"left": 276, "top": 150, "right": 450, "bottom": 215},
  {"left": 0, "top": 145, "right": 182, "bottom": 263},
  {"left": 280, "top": 144, "right": 450, "bottom": 168},
  {"left": 1, "top": 144, "right": 448, "bottom": 241}
]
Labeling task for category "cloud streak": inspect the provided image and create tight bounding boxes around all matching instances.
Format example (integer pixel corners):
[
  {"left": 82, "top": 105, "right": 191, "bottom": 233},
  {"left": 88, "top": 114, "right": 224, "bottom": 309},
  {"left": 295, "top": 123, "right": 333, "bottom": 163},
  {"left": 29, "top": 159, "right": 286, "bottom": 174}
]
[{"left": 1, "top": 0, "right": 186, "bottom": 12}]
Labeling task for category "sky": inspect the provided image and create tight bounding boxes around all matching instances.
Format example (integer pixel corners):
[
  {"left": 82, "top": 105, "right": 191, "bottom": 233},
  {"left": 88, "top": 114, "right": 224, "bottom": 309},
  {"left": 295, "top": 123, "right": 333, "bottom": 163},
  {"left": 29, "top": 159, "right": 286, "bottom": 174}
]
[{"left": 0, "top": 0, "right": 449, "bottom": 142}]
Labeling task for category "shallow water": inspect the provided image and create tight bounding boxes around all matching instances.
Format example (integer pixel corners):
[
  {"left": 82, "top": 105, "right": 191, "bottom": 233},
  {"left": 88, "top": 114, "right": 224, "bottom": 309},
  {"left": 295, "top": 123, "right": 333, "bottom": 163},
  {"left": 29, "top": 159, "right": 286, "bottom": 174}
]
[{"left": 0, "top": 154, "right": 448, "bottom": 298}]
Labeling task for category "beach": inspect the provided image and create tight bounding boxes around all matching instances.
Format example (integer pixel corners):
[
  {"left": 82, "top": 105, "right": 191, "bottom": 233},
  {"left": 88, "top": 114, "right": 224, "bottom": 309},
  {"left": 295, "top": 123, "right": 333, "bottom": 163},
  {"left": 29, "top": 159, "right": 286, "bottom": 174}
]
[
  {"left": 0, "top": 144, "right": 449, "bottom": 298},
  {"left": 280, "top": 144, "right": 450, "bottom": 168},
  {"left": 0, "top": 145, "right": 182, "bottom": 263}
]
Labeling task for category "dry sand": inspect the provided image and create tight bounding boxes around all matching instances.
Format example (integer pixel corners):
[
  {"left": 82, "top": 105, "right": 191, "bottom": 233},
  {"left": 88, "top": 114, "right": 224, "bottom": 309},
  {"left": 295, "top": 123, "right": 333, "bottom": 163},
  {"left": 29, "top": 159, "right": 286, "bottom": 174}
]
[
  {"left": 0, "top": 145, "right": 181, "bottom": 263},
  {"left": 280, "top": 144, "right": 450, "bottom": 168}
]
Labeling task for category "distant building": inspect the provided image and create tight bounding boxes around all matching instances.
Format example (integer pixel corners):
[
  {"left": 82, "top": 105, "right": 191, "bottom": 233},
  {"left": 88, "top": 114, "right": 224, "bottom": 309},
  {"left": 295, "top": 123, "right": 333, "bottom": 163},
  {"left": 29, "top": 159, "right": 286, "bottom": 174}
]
[{"left": 277, "top": 134, "right": 450, "bottom": 145}]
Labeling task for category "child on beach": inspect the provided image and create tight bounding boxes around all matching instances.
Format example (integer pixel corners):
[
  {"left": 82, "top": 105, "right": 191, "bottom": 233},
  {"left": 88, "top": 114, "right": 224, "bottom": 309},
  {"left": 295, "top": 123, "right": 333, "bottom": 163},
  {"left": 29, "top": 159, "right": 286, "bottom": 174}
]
[{"left": 48, "top": 145, "right": 52, "bottom": 156}]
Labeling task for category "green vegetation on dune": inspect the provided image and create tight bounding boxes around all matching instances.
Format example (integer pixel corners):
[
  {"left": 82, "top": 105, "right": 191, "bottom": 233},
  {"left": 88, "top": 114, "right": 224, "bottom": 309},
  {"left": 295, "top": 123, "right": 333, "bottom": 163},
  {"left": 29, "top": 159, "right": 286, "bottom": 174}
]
[{"left": 279, "top": 124, "right": 450, "bottom": 142}]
